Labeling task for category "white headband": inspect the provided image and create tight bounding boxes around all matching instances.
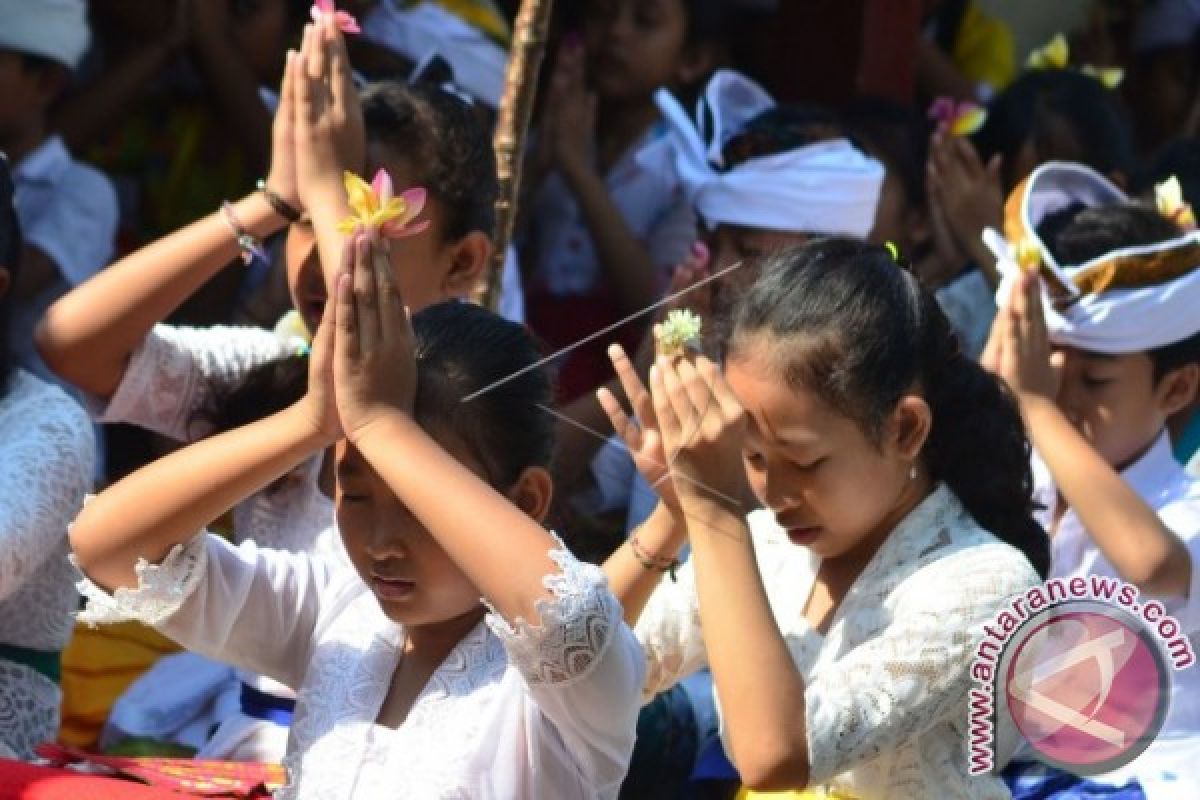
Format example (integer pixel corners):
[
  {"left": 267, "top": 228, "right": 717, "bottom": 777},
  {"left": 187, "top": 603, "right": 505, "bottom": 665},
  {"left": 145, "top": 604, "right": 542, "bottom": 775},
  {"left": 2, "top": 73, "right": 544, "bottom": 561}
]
[
  {"left": 637, "top": 70, "right": 884, "bottom": 238},
  {"left": 986, "top": 161, "right": 1200, "bottom": 353}
]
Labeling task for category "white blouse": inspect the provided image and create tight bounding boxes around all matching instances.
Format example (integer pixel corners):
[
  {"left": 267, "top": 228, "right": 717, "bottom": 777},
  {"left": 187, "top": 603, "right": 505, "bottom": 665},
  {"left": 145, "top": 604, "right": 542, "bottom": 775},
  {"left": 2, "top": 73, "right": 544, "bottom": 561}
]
[
  {"left": 90, "top": 322, "right": 334, "bottom": 553},
  {"left": 0, "top": 370, "right": 95, "bottom": 757},
  {"left": 634, "top": 485, "right": 1040, "bottom": 799},
  {"left": 75, "top": 532, "right": 644, "bottom": 799}
]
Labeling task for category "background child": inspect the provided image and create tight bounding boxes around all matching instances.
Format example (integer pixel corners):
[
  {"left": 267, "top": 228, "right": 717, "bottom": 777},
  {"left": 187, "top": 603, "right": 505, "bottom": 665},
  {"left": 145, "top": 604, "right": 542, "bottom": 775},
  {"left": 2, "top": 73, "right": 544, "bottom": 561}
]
[
  {"left": 985, "top": 161, "right": 1200, "bottom": 800},
  {"left": 0, "top": 154, "right": 95, "bottom": 759},
  {"left": 522, "top": 0, "right": 726, "bottom": 402},
  {"left": 0, "top": 0, "right": 118, "bottom": 388},
  {"left": 602, "top": 239, "right": 1047, "bottom": 797},
  {"left": 68, "top": 232, "right": 644, "bottom": 797}
]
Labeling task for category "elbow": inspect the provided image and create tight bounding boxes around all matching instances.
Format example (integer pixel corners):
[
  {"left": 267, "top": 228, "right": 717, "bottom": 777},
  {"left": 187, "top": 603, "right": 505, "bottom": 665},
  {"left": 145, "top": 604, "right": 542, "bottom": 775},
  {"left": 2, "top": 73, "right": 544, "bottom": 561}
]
[
  {"left": 34, "top": 314, "right": 77, "bottom": 383},
  {"left": 1130, "top": 558, "right": 1189, "bottom": 598},
  {"left": 731, "top": 736, "right": 811, "bottom": 792}
]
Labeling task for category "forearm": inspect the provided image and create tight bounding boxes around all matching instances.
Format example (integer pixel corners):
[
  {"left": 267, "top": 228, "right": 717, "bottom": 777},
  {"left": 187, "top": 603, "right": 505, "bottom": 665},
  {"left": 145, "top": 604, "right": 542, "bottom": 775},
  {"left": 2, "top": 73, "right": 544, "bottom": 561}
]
[
  {"left": 36, "top": 192, "right": 286, "bottom": 398},
  {"left": 53, "top": 42, "right": 175, "bottom": 151},
  {"left": 561, "top": 162, "right": 659, "bottom": 313},
  {"left": 70, "top": 403, "right": 328, "bottom": 592},
  {"left": 683, "top": 497, "right": 811, "bottom": 789},
  {"left": 355, "top": 412, "right": 561, "bottom": 623},
  {"left": 1024, "top": 397, "right": 1192, "bottom": 595},
  {"left": 603, "top": 502, "right": 687, "bottom": 625},
  {"left": 308, "top": 190, "right": 354, "bottom": 291}
]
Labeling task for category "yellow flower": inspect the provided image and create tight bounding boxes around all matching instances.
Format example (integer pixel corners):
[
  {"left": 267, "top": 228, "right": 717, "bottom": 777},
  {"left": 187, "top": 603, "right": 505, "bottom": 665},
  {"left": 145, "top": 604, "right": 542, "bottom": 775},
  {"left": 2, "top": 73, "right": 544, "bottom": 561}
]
[
  {"left": 1080, "top": 64, "right": 1124, "bottom": 89},
  {"left": 656, "top": 309, "right": 704, "bottom": 356},
  {"left": 1156, "top": 175, "right": 1197, "bottom": 231},
  {"left": 337, "top": 169, "right": 431, "bottom": 240},
  {"left": 928, "top": 97, "right": 987, "bottom": 137},
  {"left": 1015, "top": 237, "right": 1043, "bottom": 274},
  {"left": 1026, "top": 33, "right": 1068, "bottom": 70}
]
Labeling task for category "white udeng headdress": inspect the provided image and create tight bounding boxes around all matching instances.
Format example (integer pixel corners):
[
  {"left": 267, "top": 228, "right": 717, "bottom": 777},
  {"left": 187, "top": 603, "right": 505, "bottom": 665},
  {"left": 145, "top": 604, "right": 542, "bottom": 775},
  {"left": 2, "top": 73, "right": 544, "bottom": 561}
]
[
  {"left": 637, "top": 70, "right": 885, "bottom": 238},
  {"left": 985, "top": 161, "right": 1200, "bottom": 354}
]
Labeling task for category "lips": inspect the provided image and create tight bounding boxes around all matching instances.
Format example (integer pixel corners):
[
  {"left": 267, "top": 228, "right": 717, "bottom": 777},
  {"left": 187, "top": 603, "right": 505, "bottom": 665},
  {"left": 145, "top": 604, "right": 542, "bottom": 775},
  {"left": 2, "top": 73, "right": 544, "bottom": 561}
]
[
  {"left": 777, "top": 517, "right": 821, "bottom": 545},
  {"left": 371, "top": 575, "right": 415, "bottom": 601}
]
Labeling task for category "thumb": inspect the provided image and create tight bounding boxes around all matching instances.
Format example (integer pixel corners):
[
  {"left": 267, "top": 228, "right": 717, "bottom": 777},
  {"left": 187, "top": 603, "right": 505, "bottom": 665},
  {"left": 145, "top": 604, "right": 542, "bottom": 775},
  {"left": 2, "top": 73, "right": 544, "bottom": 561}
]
[{"left": 987, "top": 154, "right": 1003, "bottom": 183}]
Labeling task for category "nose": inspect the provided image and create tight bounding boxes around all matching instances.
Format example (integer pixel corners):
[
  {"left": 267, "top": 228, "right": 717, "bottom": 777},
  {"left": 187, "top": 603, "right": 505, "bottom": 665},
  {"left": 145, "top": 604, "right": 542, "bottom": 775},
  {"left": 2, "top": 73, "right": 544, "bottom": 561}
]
[{"left": 363, "top": 519, "right": 408, "bottom": 561}]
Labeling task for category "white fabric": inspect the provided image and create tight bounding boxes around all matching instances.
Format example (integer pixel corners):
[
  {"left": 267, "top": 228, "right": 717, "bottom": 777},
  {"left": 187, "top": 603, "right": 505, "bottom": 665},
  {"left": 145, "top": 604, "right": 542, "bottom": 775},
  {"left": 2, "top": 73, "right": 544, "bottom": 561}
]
[
  {"left": 935, "top": 268, "right": 997, "bottom": 359},
  {"left": 1033, "top": 432, "right": 1200, "bottom": 799},
  {"left": 0, "top": 370, "right": 95, "bottom": 757},
  {"left": 530, "top": 123, "right": 697, "bottom": 297},
  {"left": 363, "top": 0, "right": 507, "bottom": 108},
  {"left": 75, "top": 532, "right": 644, "bottom": 799},
  {"left": 634, "top": 485, "right": 1041, "bottom": 798},
  {"left": 990, "top": 161, "right": 1200, "bottom": 354},
  {"left": 498, "top": 245, "right": 526, "bottom": 324},
  {"left": 0, "top": 0, "right": 90, "bottom": 68},
  {"left": 12, "top": 136, "right": 118, "bottom": 385},
  {"left": 638, "top": 70, "right": 884, "bottom": 237},
  {"left": 89, "top": 321, "right": 339, "bottom": 761}
]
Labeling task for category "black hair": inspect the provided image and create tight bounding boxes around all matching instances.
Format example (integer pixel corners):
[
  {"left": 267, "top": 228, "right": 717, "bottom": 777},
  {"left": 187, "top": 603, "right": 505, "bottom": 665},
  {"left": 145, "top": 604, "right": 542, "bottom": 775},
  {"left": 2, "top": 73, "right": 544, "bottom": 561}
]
[
  {"left": 17, "top": 53, "right": 62, "bottom": 75},
  {"left": 202, "top": 303, "right": 555, "bottom": 491},
  {"left": 841, "top": 97, "right": 932, "bottom": 208},
  {"left": 926, "top": 0, "right": 970, "bottom": 55},
  {"left": 682, "top": 0, "right": 730, "bottom": 49},
  {"left": 1037, "top": 202, "right": 1200, "bottom": 381},
  {"left": 361, "top": 81, "right": 497, "bottom": 242},
  {"left": 0, "top": 154, "right": 21, "bottom": 396},
  {"left": 1136, "top": 137, "right": 1200, "bottom": 207},
  {"left": 720, "top": 104, "right": 845, "bottom": 169},
  {"left": 730, "top": 238, "right": 1050, "bottom": 578},
  {"left": 973, "top": 70, "right": 1134, "bottom": 185}
]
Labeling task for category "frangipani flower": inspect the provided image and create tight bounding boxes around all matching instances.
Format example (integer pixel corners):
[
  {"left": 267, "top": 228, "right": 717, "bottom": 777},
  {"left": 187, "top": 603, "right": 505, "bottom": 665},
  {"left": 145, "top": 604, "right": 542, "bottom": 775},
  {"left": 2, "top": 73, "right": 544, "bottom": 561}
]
[
  {"left": 1015, "top": 237, "right": 1043, "bottom": 275},
  {"left": 310, "top": 0, "right": 361, "bottom": 35},
  {"left": 656, "top": 310, "right": 703, "bottom": 356},
  {"left": 337, "top": 169, "right": 431, "bottom": 240},
  {"left": 928, "top": 96, "right": 987, "bottom": 137},
  {"left": 1156, "top": 176, "right": 1197, "bottom": 231},
  {"left": 1026, "top": 33, "right": 1068, "bottom": 70},
  {"left": 274, "top": 309, "right": 312, "bottom": 353}
]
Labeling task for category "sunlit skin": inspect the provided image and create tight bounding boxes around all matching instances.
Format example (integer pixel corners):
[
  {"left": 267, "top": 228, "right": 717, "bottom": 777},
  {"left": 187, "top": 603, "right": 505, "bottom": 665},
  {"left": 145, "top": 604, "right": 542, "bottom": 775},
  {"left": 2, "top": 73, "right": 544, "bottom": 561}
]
[
  {"left": 724, "top": 336, "right": 933, "bottom": 569},
  {"left": 336, "top": 428, "right": 489, "bottom": 631},
  {"left": 1052, "top": 347, "right": 1187, "bottom": 469}
]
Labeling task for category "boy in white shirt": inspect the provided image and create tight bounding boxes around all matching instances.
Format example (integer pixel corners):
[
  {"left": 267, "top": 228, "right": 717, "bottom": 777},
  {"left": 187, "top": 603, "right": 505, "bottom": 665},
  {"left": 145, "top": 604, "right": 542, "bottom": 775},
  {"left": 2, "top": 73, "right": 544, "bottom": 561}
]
[
  {"left": 986, "top": 162, "right": 1200, "bottom": 799},
  {"left": 0, "top": 0, "right": 118, "bottom": 383}
]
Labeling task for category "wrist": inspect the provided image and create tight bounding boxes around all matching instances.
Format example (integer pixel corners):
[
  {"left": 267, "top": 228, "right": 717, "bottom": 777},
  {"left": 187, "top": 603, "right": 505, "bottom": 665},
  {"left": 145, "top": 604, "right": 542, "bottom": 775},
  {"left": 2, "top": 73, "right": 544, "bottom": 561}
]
[
  {"left": 678, "top": 491, "right": 743, "bottom": 535},
  {"left": 283, "top": 403, "right": 339, "bottom": 450},
  {"left": 346, "top": 406, "right": 415, "bottom": 448},
  {"left": 233, "top": 192, "right": 289, "bottom": 239},
  {"left": 1017, "top": 393, "right": 1062, "bottom": 434}
]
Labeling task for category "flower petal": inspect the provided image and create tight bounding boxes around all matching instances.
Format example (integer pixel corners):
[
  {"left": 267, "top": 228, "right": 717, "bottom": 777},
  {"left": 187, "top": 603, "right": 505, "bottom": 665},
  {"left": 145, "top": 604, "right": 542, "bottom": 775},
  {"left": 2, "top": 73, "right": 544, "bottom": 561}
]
[
  {"left": 951, "top": 107, "right": 987, "bottom": 137},
  {"left": 334, "top": 11, "right": 361, "bottom": 34},
  {"left": 381, "top": 218, "right": 431, "bottom": 240},
  {"left": 371, "top": 169, "right": 393, "bottom": 204},
  {"left": 343, "top": 170, "right": 378, "bottom": 218}
]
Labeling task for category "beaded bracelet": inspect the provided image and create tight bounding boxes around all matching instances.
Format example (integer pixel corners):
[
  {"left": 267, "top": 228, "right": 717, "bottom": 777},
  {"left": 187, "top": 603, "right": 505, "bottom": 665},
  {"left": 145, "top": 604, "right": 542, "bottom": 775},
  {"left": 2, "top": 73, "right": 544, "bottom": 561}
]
[
  {"left": 221, "top": 201, "right": 268, "bottom": 265},
  {"left": 630, "top": 533, "right": 680, "bottom": 582},
  {"left": 256, "top": 179, "right": 302, "bottom": 223}
]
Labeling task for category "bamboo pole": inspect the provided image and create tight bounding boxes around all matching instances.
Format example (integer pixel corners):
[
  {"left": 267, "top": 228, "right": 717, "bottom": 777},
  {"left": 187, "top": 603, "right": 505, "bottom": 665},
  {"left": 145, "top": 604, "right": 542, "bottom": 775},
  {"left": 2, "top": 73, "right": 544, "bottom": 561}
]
[{"left": 477, "top": 0, "right": 555, "bottom": 310}]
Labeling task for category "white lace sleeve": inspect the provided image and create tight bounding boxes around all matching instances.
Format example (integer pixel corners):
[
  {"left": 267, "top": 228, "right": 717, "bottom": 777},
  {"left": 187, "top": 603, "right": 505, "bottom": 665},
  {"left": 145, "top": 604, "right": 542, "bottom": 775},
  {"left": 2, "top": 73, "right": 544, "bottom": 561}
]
[
  {"left": 805, "top": 544, "right": 1038, "bottom": 784},
  {"left": 0, "top": 373, "right": 95, "bottom": 605},
  {"left": 92, "top": 324, "right": 291, "bottom": 441},
  {"left": 632, "top": 556, "right": 707, "bottom": 701},
  {"left": 486, "top": 535, "right": 644, "bottom": 795},
  {"left": 72, "top": 535, "right": 208, "bottom": 627},
  {"left": 484, "top": 537, "right": 622, "bottom": 686}
]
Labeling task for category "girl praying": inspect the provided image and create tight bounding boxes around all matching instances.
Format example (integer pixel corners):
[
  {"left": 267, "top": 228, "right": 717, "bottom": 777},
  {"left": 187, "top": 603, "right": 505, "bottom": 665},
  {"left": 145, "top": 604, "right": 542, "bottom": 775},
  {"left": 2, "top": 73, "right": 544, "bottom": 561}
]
[
  {"left": 602, "top": 239, "right": 1049, "bottom": 798},
  {"left": 68, "top": 230, "right": 643, "bottom": 799}
]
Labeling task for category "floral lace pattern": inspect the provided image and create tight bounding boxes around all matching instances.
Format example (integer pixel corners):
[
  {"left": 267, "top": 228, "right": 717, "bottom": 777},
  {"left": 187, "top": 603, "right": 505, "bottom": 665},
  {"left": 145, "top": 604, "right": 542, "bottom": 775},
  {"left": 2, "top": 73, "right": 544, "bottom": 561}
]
[
  {"left": 73, "top": 535, "right": 208, "bottom": 627},
  {"left": 635, "top": 485, "right": 1039, "bottom": 799},
  {"left": 485, "top": 538, "right": 618, "bottom": 686},
  {"left": 0, "top": 371, "right": 95, "bottom": 757}
]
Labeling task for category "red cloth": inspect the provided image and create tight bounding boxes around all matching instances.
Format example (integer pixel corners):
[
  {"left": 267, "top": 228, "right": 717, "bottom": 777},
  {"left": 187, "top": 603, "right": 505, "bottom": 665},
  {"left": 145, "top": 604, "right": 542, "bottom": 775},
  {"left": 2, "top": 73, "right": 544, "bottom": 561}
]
[{"left": 0, "top": 759, "right": 188, "bottom": 799}]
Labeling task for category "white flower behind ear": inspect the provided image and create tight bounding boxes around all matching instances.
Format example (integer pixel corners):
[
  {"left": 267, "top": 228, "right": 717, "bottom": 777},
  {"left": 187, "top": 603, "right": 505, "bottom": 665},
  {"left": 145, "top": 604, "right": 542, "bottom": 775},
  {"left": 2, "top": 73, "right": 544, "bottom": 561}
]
[{"left": 657, "top": 310, "right": 704, "bottom": 356}]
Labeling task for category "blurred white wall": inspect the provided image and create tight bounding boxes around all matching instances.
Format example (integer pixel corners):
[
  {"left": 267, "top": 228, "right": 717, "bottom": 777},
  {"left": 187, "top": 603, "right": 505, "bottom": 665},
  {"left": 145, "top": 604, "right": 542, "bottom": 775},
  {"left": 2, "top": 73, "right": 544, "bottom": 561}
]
[{"left": 978, "top": 0, "right": 1093, "bottom": 61}]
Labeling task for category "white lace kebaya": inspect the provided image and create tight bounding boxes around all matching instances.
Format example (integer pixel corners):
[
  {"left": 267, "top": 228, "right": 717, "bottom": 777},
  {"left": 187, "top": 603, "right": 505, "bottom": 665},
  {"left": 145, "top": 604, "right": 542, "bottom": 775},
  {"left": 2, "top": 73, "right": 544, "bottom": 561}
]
[
  {"left": 74, "top": 531, "right": 644, "bottom": 799},
  {"left": 634, "top": 484, "right": 1041, "bottom": 799},
  {"left": 0, "top": 370, "right": 95, "bottom": 757}
]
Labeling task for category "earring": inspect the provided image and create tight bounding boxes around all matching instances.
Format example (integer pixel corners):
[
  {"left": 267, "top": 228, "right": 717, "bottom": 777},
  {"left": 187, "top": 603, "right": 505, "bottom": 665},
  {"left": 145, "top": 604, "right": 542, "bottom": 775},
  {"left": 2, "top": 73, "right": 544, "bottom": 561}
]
[{"left": 909, "top": 464, "right": 918, "bottom": 482}]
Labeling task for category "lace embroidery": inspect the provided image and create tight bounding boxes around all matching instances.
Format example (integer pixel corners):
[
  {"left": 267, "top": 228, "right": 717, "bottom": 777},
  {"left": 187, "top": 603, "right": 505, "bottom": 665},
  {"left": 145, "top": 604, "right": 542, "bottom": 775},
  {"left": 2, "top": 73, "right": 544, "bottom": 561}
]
[
  {"left": 484, "top": 538, "right": 618, "bottom": 686},
  {"left": 72, "top": 535, "right": 209, "bottom": 627},
  {"left": 0, "top": 661, "right": 59, "bottom": 760}
]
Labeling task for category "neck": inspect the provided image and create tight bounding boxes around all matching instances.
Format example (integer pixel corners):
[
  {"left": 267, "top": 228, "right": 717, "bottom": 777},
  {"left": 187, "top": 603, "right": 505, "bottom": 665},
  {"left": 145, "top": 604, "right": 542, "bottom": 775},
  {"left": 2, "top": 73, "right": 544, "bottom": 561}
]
[
  {"left": 597, "top": 96, "right": 659, "bottom": 152},
  {"left": 1, "top": 119, "right": 48, "bottom": 166},
  {"left": 403, "top": 605, "right": 487, "bottom": 661},
  {"left": 827, "top": 475, "right": 935, "bottom": 578}
]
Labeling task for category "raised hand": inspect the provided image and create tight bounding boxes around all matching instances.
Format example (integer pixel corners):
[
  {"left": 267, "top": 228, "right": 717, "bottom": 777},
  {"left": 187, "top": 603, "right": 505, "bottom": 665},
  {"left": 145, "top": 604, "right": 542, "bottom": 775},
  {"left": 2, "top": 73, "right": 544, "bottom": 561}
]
[
  {"left": 986, "top": 272, "right": 1061, "bottom": 405},
  {"left": 332, "top": 229, "right": 417, "bottom": 444},
  {"left": 544, "top": 37, "right": 597, "bottom": 177},
  {"left": 649, "top": 354, "right": 748, "bottom": 515},
  {"left": 298, "top": 249, "right": 342, "bottom": 442},
  {"left": 264, "top": 47, "right": 301, "bottom": 212},
  {"left": 598, "top": 343, "right": 680, "bottom": 512}
]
